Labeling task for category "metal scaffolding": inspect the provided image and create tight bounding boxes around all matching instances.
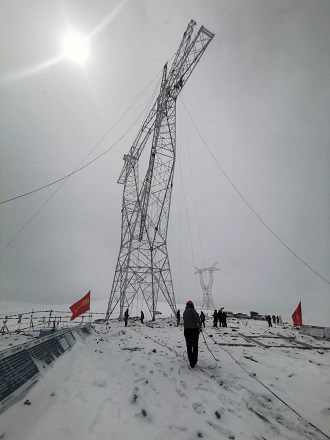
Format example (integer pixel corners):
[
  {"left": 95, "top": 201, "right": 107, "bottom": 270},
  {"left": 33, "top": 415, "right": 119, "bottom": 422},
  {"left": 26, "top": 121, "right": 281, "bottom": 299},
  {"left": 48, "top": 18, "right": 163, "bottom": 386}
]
[
  {"left": 195, "top": 263, "right": 219, "bottom": 309},
  {"left": 106, "top": 20, "right": 214, "bottom": 321}
]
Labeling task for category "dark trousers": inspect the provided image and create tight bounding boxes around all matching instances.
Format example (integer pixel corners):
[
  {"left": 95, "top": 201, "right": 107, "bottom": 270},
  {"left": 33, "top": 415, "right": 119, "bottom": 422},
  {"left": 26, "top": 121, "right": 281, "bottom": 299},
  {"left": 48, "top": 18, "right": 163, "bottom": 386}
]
[
  {"left": 124, "top": 318, "right": 128, "bottom": 327},
  {"left": 184, "top": 328, "right": 200, "bottom": 366}
]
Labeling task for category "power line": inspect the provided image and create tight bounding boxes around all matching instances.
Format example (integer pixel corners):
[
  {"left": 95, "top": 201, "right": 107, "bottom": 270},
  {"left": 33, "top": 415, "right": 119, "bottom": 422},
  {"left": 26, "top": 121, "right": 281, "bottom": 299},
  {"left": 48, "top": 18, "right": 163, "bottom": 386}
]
[
  {"left": 181, "top": 97, "right": 330, "bottom": 287},
  {"left": 0, "top": 81, "right": 160, "bottom": 255},
  {"left": 0, "top": 68, "right": 164, "bottom": 206},
  {"left": 182, "top": 104, "right": 206, "bottom": 268}
]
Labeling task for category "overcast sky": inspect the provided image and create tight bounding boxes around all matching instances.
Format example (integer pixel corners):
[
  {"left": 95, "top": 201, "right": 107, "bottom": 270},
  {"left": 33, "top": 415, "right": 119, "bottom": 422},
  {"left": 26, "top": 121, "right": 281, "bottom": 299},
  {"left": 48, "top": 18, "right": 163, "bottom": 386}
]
[{"left": 1, "top": 0, "right": 329, "bottom": 325}]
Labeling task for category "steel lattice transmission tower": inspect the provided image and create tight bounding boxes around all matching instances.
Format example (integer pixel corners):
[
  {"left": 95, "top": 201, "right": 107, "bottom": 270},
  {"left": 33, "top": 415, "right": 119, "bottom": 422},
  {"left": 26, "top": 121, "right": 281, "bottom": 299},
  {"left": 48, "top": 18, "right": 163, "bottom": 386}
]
[
  {"left": 195, "top": 263, "right": 219, "bottom": 309},
  {"left": 106, "top": 20, "right": 214, "bottom": 321}
]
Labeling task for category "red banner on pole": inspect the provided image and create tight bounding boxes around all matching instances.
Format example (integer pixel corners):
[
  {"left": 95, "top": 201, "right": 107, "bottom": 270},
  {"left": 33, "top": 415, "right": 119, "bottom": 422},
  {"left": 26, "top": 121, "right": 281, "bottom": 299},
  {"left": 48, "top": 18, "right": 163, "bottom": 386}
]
[
  {"left": 292, "top": 301, "right": 302, "bottom": 327},
  {"left": 70, "top": 291, "right": 90, "bottom": 321}
]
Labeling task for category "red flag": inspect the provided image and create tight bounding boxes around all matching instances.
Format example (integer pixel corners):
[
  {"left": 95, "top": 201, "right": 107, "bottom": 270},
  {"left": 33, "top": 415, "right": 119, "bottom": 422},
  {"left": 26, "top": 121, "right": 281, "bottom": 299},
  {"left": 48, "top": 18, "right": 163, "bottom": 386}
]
[
  {"left": 292, "top": 301, "right": 302, "bottom": 327},
  {"left": 70, "top": 291, "right": 90, "bottom": 321}
]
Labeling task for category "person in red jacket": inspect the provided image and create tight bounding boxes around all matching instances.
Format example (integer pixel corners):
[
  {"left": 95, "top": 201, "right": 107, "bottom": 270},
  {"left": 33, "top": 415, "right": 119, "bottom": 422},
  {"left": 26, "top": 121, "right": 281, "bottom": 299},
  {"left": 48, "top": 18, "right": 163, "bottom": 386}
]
[{"left": 183, "top": 300, "right": 201, "bottom": 368}]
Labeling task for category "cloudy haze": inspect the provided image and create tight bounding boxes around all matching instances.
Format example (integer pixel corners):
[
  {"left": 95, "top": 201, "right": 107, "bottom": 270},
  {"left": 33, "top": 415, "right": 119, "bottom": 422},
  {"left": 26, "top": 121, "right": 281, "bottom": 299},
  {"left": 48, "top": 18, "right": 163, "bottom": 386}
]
[{"left": 1, "top": 0, "right": 329, "bottom": 325}]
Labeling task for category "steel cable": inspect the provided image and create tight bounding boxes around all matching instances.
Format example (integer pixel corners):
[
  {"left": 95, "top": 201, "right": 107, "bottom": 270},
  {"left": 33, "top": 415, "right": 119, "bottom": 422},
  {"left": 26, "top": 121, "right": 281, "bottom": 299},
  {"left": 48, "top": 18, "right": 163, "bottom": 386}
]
[{"left": 180, "top": 97, "right": 330, "bottom": 287}]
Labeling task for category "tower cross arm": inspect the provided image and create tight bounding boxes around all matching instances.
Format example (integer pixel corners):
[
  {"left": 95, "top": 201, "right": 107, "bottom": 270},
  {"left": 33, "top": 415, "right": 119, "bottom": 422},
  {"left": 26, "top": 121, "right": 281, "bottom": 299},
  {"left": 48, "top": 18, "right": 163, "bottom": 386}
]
[
  {"left": 167, "top": 25, "right": 215, "bottom": 99},
  {"left": 117, "top": 62, "right": 169, "bottom": 185},
  {"left": 117, "top": 100, "right": 158, "bottom": 184}
]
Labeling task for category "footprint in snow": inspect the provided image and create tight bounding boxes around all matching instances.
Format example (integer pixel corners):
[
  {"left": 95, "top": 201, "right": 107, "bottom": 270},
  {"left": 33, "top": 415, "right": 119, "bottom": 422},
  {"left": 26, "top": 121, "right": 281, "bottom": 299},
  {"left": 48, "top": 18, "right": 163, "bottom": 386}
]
[
  {"left": 145, "top": 381, "right": 158, "bottom": 392},
  {"left": 131, "top": 386, "right": 139, "bottom": 403},
  {"left": 134, "top": 377, "right": 147, "bottom": 383},
  {"left": 194, "top": 384, "right": 209, "bottom": 392},
  {"left": 169, "top": 425, "right": 188, "bottom": 432},
  {"left": 131, "top": 393, "right": 138, "bottom": 403},
  {"left": 93, "top": 379, "right": 107, "bottom": 388},
  {"left": 175, "top": 387, "right": 186, "bottom": 398},
  {"left": 192, "top": 402, "right": 205, "bottom": 414}
]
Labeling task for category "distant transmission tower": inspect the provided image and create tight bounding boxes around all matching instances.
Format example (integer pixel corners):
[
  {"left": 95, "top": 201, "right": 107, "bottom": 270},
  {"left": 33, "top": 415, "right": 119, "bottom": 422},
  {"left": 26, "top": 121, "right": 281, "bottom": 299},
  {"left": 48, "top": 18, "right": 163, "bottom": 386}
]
[
  {"left": 106, "top": 20, "right": 214, "bottom": 321},
  {"left": 195, "top": 263, "right": 219, "bottom": 309}
]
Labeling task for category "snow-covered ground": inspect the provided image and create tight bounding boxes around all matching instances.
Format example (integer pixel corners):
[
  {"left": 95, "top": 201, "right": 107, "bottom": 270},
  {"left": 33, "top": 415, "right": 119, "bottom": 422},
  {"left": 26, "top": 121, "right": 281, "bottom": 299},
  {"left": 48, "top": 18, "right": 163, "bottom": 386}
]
[{"left": 1, "top": 305, "right": 330, "bottom": 440}]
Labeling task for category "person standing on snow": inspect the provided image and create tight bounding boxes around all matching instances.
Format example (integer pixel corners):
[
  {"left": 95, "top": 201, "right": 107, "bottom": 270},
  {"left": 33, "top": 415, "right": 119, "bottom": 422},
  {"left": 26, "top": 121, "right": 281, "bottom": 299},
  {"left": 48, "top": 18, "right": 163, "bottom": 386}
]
[
  {"left": 183, "top": 300, "right": 201, "bottom": 368},
  {"left": 200, "top": 311, "right": 206, "bottom": 328},
  {"left": 217, "top": 309, "right": 223, "bottom": 327},
  {"left": 213, "top": 310, "right": 218, "bottom": 327},
  {"left": 176, "top": 309, "right": 181, "bottom": 326},
  {"left": 124, "top": 308, "right": 129, "bottom": 327},
  {"left": 267, "top": 315, "right": 272, "bottom": 328},
  {"left": 222, "top": 311, "right": 227, "bottom": 327},
  {"left": 140, "top": 311, "right": 144, "bottom": 324}
]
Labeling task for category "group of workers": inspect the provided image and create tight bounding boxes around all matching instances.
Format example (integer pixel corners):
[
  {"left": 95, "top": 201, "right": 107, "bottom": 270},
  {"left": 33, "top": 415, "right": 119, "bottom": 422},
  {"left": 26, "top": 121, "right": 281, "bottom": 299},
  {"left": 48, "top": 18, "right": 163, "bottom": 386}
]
[
  {"left": 212, "top": 309, "right": 227, "bottom": 327},
  {"left": 123, "top": 309, "right": 144, "bottom": 327},
  {"left": 266, "top": 314, "right": 281, "bottom": 327},
  {"left": 177, "top": 308, "right": 228, "bottom": 328}
]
